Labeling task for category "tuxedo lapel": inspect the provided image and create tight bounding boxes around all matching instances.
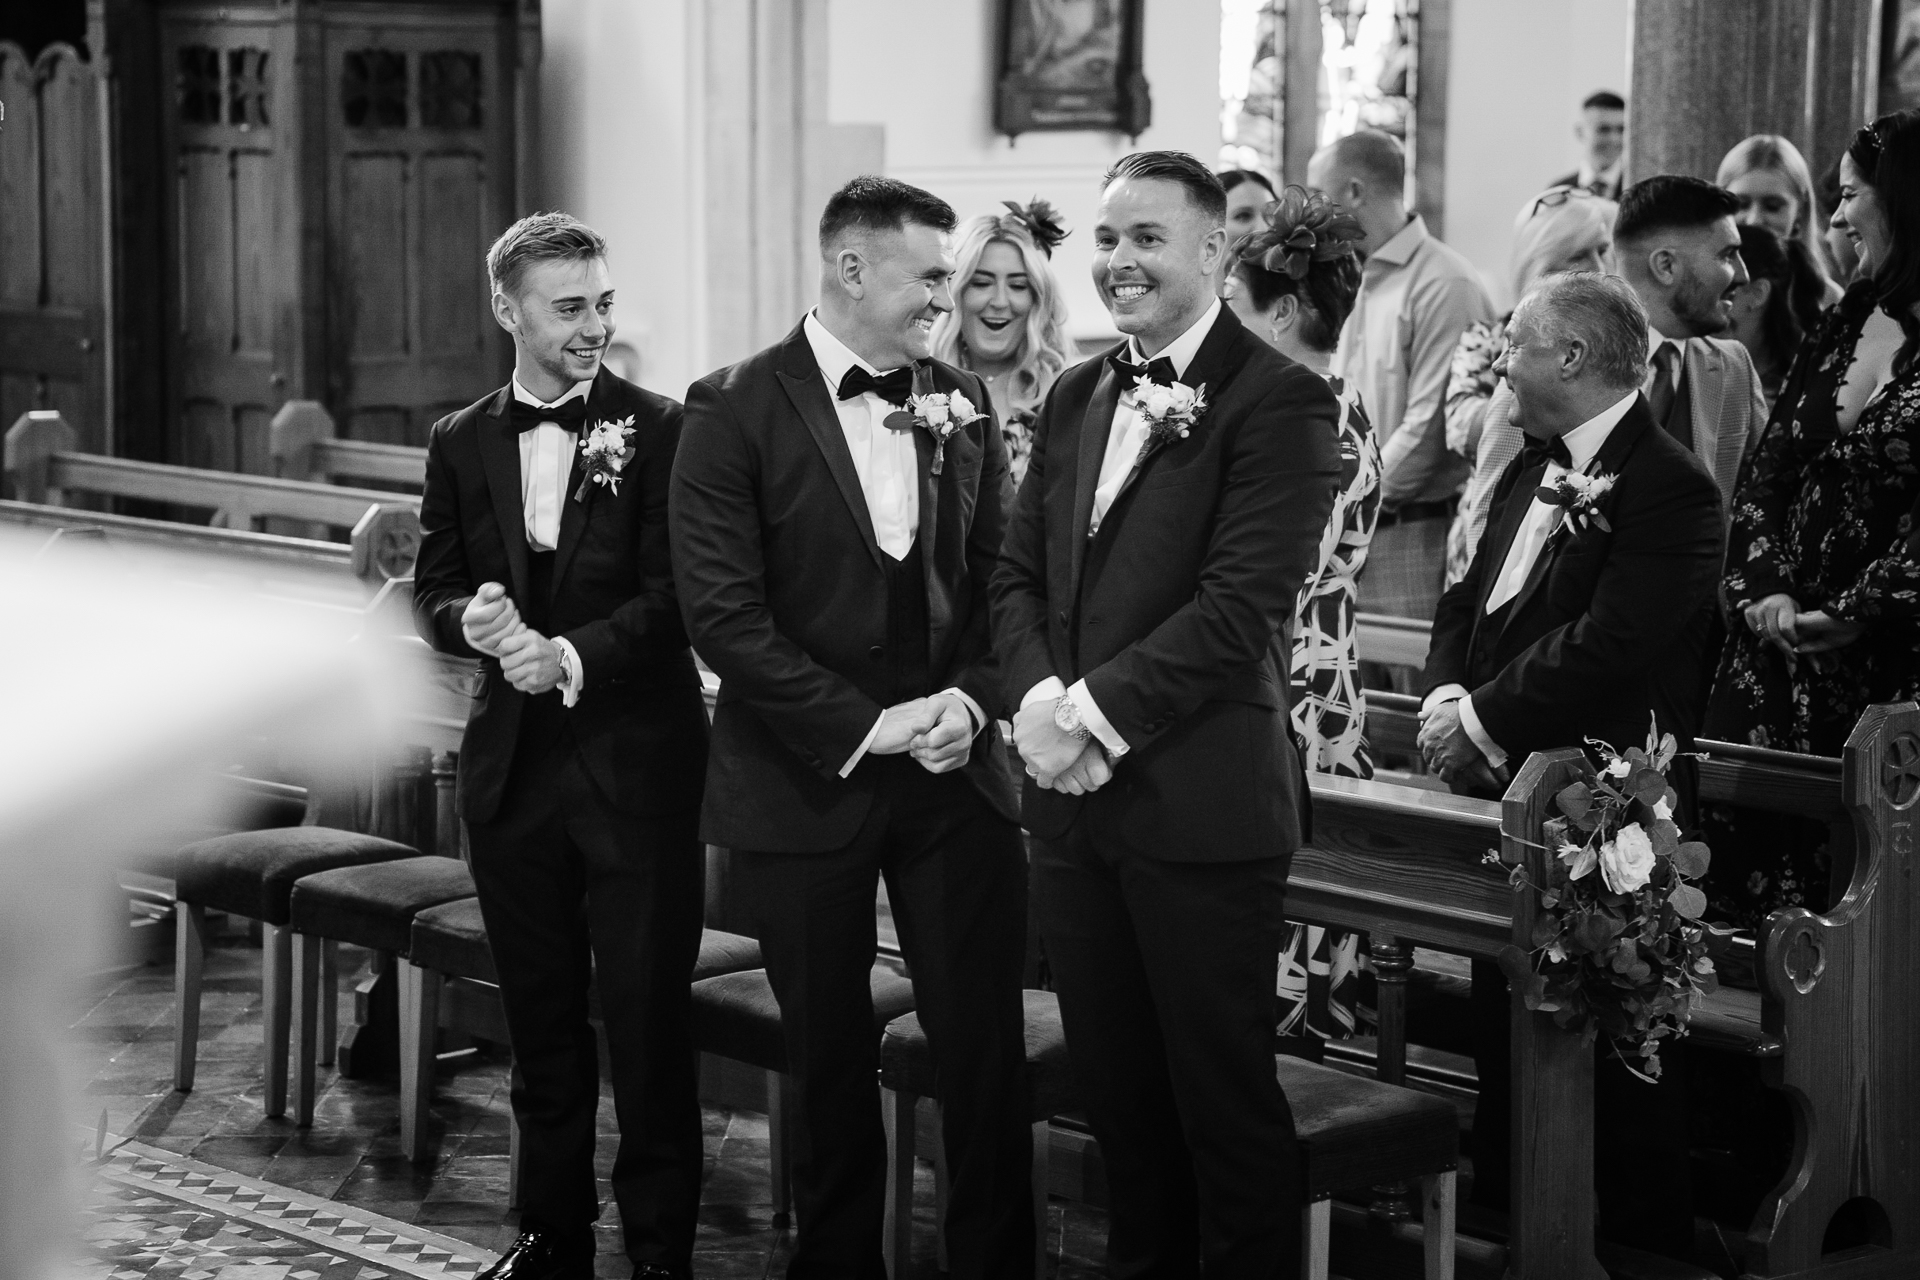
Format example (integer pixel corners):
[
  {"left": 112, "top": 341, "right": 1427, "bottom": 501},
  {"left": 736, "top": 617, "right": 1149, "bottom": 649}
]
[
  {"left": 913, "top": 365, "right": 952, "bottom": 639},
  {"left": 550, "top": 372, "right": 614, "bottom": 597},
  {"left": 776, "top": 327, "right": 884, "bottom": 570},
  {"left": 1103, "top": 308, "right": 1246, "bottom": 516},
  {"left": 1070, "top": 360, "right": 1124, "bottom": 590},
  {"left": 1686, "top": 340, "right": 1723, "bottom": 481},
  {"left": 475, "top": 387, "right": 531, "bottom": 604}
]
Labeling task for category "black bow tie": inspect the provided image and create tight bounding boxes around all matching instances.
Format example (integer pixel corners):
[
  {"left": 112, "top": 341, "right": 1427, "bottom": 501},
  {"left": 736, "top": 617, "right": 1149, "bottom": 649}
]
[
  {"left": 1520, "top": 433, "right": 1573, "bottom": 471},
  {"left": 837, "top": 365, "right": 915, "bottom": 407},
  {"left": 1108, "top": 353, "right": 1179, "bottom": 388},
  {"left": 509, "top": 396, "right": 589, "bottom": 434}
]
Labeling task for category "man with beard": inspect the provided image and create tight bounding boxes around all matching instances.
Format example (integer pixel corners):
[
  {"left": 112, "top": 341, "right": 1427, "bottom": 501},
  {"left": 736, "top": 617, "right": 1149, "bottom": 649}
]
[
  {"left": 992, "top": 150, "right": 1340, "bottom": 1278},
  {"left": 1416, "top": 272, "right": 1724, "bottom": 1260},
  {"left": 670, "top": 177, "right": 1032, "bottom": 1280},
  {"left": 1614, "top": 175, "right": 1768, "bottom": 513}
]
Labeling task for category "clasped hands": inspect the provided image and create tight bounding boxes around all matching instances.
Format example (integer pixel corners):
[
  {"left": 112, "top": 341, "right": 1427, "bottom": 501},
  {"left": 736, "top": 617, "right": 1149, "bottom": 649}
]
[
  {"left": 871, "top": 694, "right": 976, "bottom": 773},
  {"left": 461, "top": 583, "right": 566, "bottom": 695},
  {"left": 1742, "top": 593, "right": 1865, "bottom": 671},
  {"left": 1011, "top": 700, "right": 1112, "bottom": 796},
  {"left": 1417, "top": 698, "right": 1508, "bottom": 796}
]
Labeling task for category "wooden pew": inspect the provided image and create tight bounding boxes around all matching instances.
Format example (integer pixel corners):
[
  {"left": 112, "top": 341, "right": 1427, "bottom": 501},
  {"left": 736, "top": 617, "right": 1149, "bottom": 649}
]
[
  {"left": 1356, "top": 611, "right": 1435, "bottom": 670},
  {"left": 270, "top": 401, "right": 427, "bottom": 490}
]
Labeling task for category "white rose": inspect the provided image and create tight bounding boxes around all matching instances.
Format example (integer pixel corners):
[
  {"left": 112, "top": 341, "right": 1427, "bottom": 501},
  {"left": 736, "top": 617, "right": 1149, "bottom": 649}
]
[
  {"left": 1166, "top": 382, "right": 1197, "bottom": 413},
  {"left": 1600, "top": 821, "right": 1656, "bottom": 894},
  {"left": 1137, "top": 382, "right": 1176, "bottom": 418},
  {"left": 948, "top": 389, "right": 978, "bottom": 421},
  {"left": 1653, "top": 796, "right": 1673, "bottom": 821},
  {"left": 919, "top": 395, "right": 951, "bottom": 426}
]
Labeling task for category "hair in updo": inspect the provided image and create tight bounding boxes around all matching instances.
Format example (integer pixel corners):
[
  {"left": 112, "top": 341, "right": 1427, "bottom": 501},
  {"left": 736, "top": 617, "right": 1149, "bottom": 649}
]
[
  {"left": 1847, "top": 109, "right": 1920, "bottom": 369},
  {"left": 1230, "top": 185, "right": 1365, "bottom": 352},
  {"left": 486, "top": 212, "right": 607, "bottom": 299}
]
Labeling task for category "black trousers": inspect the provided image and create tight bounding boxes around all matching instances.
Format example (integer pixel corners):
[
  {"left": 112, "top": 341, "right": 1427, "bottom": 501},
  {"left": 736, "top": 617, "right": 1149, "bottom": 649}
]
[
  {"left": 732, "top": 756, "right": 1032, "bottom": 1280},
  {"left": 1034, "top": 824, "right": 1300, "bottom": 1280},
  {"left": 465, "top": 736, "right": 705, "bottom": 1271}
]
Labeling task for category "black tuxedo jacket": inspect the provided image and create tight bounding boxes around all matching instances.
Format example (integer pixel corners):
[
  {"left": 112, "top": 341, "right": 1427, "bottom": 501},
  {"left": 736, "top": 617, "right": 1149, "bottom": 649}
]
[
  {"left": 990, "top": 306, "right": 1342, "bottom": 863},
  {"left": 669, "top": 320, "right": 1020, "bottom": 853},
  {"left": 412, "top": 369, "right": 709, "bottom": 824},
  {"left": 1421, "top": 395, "right": 1725, "bottom": 761}
]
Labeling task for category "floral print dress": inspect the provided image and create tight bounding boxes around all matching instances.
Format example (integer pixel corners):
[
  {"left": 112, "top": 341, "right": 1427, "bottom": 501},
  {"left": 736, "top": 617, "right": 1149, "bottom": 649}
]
[{"left": 1278, "top": 374, "right": 1383, "bottom": 1044}]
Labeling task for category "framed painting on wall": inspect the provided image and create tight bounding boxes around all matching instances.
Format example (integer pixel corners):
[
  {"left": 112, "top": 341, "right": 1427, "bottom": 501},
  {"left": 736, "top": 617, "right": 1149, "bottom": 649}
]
[{"left": 995, "top": 0, "right": 1150, "bottom": 139}]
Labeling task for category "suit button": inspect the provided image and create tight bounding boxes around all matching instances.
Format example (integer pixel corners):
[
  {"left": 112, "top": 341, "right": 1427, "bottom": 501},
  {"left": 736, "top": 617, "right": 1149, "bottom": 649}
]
[
  {"left": 869, "top": 645, "right": 884, "bottom": 660},
  {"left": 1088, "top": 615, "right": 1103, "bottom": 625},
  {"left": 1058, "top": 610, "right": 1070, "bottom": 625}
]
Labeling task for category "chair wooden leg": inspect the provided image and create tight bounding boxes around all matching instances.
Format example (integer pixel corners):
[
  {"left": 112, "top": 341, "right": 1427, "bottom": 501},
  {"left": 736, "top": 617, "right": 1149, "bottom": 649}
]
[
  {"left": 881, "top": 1086, "right": 915, "bottom": 1280},
  {"left": 769, "top": 1069, "right": 795, "bottom": 1229},
  {"left": 399, "top": 959, "right": 441, "bottom": 1163},
  {"left": 290, "top": 932, "right": 321, "bottom": 1126},
  {"left": 262, "top": 923, "right": 292, "bottom": 1117},
  {"left": 1301, "top": 1198, "right": 1331, "bottom": 1280},
  {"left": 318, "top": 940, "right": 339, "bottom": 1066},
  {"left": 1030, "top": 1118, "right": 1051, "bottom": 1280},
  {"left": 173, "top": 903, "right": 206, "bottom": 1092},
  {"left": 1422, "top": 1171, "right": 1457, "bottom": 1280}
]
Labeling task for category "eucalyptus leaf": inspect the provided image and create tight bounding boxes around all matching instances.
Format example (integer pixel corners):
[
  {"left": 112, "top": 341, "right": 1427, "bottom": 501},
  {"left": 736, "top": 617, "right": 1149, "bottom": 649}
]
[
  {"left": 1669, "top": 884, "right": 1707, "bottom": 920},
  {"left": 1672, "top": 842, "right": 1711, "bottom": 878}
]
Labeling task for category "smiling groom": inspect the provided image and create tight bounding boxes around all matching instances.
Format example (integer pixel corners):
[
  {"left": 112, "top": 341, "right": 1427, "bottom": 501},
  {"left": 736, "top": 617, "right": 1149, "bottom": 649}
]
[{"left": 412, "top": 213, "right": 710, "bottom": 1280}]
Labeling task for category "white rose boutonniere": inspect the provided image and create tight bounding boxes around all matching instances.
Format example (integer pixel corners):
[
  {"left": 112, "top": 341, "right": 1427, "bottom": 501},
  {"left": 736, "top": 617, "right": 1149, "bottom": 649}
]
[
  {"left": 575, "top": 415, "right": 637, "bottom": 501},
  {"left": 895, "top": 389, "right": 987, "bottom": 475},
  {"left": 1535, "top": 469, "right": 1616, "bottom": 536},
  {"left": 1131, "top": 375, "right": 1208, "bottom": 462}
]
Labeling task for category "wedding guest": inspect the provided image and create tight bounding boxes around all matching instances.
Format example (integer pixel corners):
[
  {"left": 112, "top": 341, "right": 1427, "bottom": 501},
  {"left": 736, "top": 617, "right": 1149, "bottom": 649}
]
[
  {"left": 1418, "top": 272, "right": 1723, "bottom": 1258},
  {"left": 1220, "top": 167, "right": 1278, "bottom": 250},
  {"left": 1717, "top": 133, "right": 1845, "bottom": 305},
  {"left": 672, "top": 177, "right": 1033, "bottom": 1279},
  {"left": 1444, "top": 185, "right": 1616, "bottom": 585},
  {"left": 993, "top": 150, "right": 1340, "bottom": 1278},
  {"left": 1549, "top": 90, "right": 1627, "bottom": 200},
  {"left": 1229, "top": 185, "right": 1379, "bottom": 1052},
  {"left": 929, "top": 199, "right": 1072, "bottom": 488},
  {"left": 1311, "top": 130, "right": 1494, "bottom": 633},
  {"left": 1728, "top": 223, "right": 1830, "bottom": 411},
  {"left": 1820, "top": 158, "right": 1863, "bottom": 283},
  {"left": 412, "top": 213, "right": 710, "bottom": 1280}
]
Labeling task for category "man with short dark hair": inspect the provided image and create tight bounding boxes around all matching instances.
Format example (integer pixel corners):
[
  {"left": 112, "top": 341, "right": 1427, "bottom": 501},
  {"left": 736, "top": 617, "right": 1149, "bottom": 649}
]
[
  {"left": 1416, "top": 271, "right": 1722, "bottom": 1258},
  {"left": 413, "top": 212, "right": 711, "bottom": 1280},
  {"left": 1551, "top": 90, "right": 1629, "bottom": 199},
  {"left": 992, "top": 149, "right": 1341, "bottom": 1278},
  {"left": 672, "top": 176, "right": 1032, "bottom": 1279},
  {"left": 1615, "top": 174, "right": 1767, "bottom": 510}
]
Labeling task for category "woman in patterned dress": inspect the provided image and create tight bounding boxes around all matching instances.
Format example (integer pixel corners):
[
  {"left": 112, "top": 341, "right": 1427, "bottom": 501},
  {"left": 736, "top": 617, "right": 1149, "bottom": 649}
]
[
  {"left": 1707, "top": 110, "right": 1920, "bottom": 922},
  {"left": 1226, "top": 186, "right": 1380, "bottom": 1048},
  {"left": 929, "top": 200, "right": 1072, "bottom": 489}
]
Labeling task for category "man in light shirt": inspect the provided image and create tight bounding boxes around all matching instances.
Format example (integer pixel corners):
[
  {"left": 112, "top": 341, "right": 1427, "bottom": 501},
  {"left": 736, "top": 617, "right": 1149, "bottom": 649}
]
[
  {"left": 1549, "top": 90, "right": 1629, "bottom": 201},
  {"left": 1414, "top": 272, "right": 1721, "bottom": 1259},
  {"left": 1311, "top": 130, "right": 1495, "bottom": 628},
  {"left": 671, "top": 177, "right": 1031, "bottom": 1279}
]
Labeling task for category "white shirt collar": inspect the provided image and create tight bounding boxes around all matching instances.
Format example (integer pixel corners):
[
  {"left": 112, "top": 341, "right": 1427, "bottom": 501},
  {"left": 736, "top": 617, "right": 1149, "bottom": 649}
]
[
  {"left": 804, "top": 310, "right": 889, "bottom": 393},
  {"left": 510, "top": 372, "right": 593, "bottom": 409},
  {"left": 1577, "top": 161, "right": 1622, "bottom": 188},
  {"left": 1559, "top": 389, "right": 1638, "bottom": 472},
  {"left": 1125, "top": 298, "right": 1221, "bottom": 381},
  {"left": 1645, "top": 325, "right": 1684, "bottom": 359}
]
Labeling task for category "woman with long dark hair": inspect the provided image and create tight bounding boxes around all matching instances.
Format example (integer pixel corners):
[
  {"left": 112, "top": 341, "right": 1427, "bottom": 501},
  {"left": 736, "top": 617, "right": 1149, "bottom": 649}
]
[{"left": 1727, "top": 222, "right": 1830, "bottom": 411}]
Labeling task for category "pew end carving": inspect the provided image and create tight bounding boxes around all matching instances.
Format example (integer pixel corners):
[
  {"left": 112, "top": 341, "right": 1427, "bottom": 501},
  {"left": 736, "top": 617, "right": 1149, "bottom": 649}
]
[
  {"left": 350, "top": 504, "right": 423, "bottom": 586},
  {"left": 4, "top": 410, "right": 79, "bottom": 504},
  {"left": 271, "top": 401, "right": 337, "bottom": 483}
]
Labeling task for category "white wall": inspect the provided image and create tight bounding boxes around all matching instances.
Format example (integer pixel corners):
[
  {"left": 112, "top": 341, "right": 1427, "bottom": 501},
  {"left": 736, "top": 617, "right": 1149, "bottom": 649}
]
[
  {"left": 1443, "top": 0, "right": 1631, "bottom": 310},
  {"left": 827, "top": 0, "right": 1223, "bottom": 344}
]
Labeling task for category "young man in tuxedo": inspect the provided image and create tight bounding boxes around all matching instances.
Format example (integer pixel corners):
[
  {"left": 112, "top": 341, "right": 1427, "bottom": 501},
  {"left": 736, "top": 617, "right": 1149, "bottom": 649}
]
[
  {"left": 412, "top": 214, "right": 710, "bottom": 1280},
  {"left": 669, "top": 178, "right": 1031, "bottom": 1280},
  {"left": 990, "top": 151, "right": 1341, "bottom": 1279},
  {"left": 1416, "top": 272, "right": 1725, "bottom": 1257}
]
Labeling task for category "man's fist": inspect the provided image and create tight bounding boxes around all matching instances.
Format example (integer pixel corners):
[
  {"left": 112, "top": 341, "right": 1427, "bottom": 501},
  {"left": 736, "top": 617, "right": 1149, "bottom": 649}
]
[
  {"left": 909, "top": 694, "right": 976, "bottom": 774},
  {"left": 497, "top": 628, "right": 565, "bottom": 694},
  {"left": 462, "top": 583, "right": 524, "bottom": 657}
]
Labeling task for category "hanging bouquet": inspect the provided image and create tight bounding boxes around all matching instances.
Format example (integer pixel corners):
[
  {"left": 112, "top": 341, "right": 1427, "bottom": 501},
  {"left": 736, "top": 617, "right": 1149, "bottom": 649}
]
[
  {"left": 575, "top": 416, "right": 637, "bottom": 501},
  {"left": 1495, "top": 716, "right": 1725, "bottom": 1081}
]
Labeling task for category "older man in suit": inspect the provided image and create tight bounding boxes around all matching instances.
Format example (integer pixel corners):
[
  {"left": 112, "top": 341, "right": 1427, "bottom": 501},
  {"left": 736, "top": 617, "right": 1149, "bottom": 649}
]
[{"left": 1417, "top": 272, "right": 1725, "bottom": 1259}]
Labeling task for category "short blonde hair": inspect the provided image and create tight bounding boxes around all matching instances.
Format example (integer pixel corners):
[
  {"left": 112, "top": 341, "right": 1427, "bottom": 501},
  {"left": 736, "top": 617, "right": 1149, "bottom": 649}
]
[
  {"left": 486, "top": 212, "right": 607, "bottom": 299},
  {"left": 1510, "top": 188, "right": 1617, "bottom": 300},
  {"left": 1717, "top": 135, "right": 1841, "bottom": 285},
  {"left": 929, "top": 214, "right": 1070, "bottom": 414}
]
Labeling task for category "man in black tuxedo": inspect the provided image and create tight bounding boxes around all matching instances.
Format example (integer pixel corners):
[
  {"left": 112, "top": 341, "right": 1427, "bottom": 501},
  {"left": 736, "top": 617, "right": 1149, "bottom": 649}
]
[
  {"left": 670, "top": 177, "right": 1031, "bottom": 1280},
  {"left": 991, "top": 151, "right": 1341, "bottom": 1279},
  {"left": 1417, "top": 271, "right": 1724, "bottom": 1257},
  {"left": 412, "top": 214, "right": 709, "bottom": 1280}
]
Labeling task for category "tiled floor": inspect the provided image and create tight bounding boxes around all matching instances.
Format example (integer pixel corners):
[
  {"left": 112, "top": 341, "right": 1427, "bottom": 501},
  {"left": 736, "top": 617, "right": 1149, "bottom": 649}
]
[{"left": 64, "top": 927, "right": 1111, "bottom": 1279}]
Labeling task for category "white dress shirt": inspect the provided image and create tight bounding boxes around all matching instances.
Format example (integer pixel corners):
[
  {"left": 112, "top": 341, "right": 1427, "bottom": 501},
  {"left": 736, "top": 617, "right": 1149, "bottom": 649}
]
[
  {"left": 1019, "top": 300, "right": 1222, "bottom": 760},
  {"left": 509, "top": 373, "right": 589, "bottom": 707},
  {"left": 1423, "top": 389, "right": 1636, "bottom": 767},
  {"left": 801, "top": 311, "right": 984, "bottom": 774}
]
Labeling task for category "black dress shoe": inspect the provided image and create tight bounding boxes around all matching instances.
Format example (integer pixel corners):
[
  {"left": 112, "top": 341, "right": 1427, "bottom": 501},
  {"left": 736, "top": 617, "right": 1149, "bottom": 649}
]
[
  {"left": 476, "top": 1230, "right": 594, "bottom": 1280},
  {"left": 630, "top": 1267, "right": 687, "bottom": 1280}
]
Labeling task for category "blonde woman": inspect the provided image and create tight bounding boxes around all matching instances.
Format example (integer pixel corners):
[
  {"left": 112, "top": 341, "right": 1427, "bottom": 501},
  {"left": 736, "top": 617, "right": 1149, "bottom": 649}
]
[
  {"left": 929, "top": 200, "right": 1071, "bottom": 487},
  {"left": 1717, "top": 134, "right": 1845, "bottom": 305}
]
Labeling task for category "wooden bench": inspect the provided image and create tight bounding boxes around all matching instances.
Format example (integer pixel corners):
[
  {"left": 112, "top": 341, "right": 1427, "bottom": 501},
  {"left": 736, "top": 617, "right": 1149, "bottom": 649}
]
[{"left": 270, "top": 401, "right": 427, "bottom": 490}]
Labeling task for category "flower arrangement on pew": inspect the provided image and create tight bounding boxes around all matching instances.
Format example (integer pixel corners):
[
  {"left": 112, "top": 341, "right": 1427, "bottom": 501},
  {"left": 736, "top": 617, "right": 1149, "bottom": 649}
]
[{"left": 1495, "top": 716, "right": 1725, "bottom": 1081}]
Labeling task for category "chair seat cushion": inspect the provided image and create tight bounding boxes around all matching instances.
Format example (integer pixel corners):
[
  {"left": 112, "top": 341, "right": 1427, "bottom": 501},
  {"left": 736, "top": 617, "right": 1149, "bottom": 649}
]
[
  {"left": 175, "top": 827, "right": 419, "bottom": 925},
  {"left": 692, "top": 965, "right": 914, "bottom": 1072},
  {"left": 289, "top": 856, "right": 475, "bottom": 953},
  {"left": 411, "top": 897, "right": 494, "bottom": 982},
  {"left": 693, "top": 929, "right": 763, "bottom": 982},
  {"left": 879, "top": 989, "right": 1074, "bottom": 1122},
  {"left": 1275, "top": 1056, "right": 1459, "bottom": 1197}
]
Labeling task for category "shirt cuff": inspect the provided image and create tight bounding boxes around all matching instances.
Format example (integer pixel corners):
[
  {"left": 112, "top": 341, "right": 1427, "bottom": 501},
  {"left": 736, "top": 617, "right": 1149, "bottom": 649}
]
[
  {"left": 1067, "top": 679, "right": 1129, "bottom": 758},
  {"left": 1021, "top": 677, "right": 1067, "bottom": 710},
  {"left": 839, "top": 712, "right": 885, "bottom": 779},
  {"left": 554, "top": 637, "right": 585, "bottom": 709},
  {"left": 1421, "top": 683, "right": 1469, "bottom": 716},
  {"left": 1457, "top": 694, "right": 1508, "bottom": 769},
  {"left": 940, "top": 687, "right": 986, "bottom": 737}
]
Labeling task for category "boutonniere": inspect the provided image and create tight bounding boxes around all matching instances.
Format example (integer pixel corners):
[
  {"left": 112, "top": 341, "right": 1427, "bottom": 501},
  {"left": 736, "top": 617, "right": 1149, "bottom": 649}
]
[
  {"left": 575, "top": 415, "right": 637, "bottom": 501},
  {"left": 1131, "top": 376, "right": 1208, "bottom": 462},
  {"left": 887, "top": 390, "right": 987, "bottom": 475},
  {"left": 1535, "top": 469, "right": 1616, "bottom": 536}
]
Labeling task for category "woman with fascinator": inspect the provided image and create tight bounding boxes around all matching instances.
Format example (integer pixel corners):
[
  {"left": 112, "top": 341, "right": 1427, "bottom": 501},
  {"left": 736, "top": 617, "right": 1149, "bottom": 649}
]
[
  {"left": 930, "top": 199, "right": 1072, "bottom": 487},
  {"left": 1226, "top": 185, "right": 1381, "bottom": 1051}
]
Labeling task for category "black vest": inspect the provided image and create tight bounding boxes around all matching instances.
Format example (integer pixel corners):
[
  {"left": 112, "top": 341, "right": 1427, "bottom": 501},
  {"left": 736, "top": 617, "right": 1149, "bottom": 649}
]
[
  {"left": 514, "top": 548, "right": 569, "bottom": 753},
  {"left": 877, "top": 539, "right": 933, "bottom": 706}
]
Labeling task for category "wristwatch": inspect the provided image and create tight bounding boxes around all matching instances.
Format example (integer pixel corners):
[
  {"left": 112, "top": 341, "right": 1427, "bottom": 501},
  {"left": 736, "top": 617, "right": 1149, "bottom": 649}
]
[
  {"left": 555, "top": 644, "right": 574, "bottom": 689},
  {"left": 1053, "top": 694, "right": 1092, "bottom": 741}
]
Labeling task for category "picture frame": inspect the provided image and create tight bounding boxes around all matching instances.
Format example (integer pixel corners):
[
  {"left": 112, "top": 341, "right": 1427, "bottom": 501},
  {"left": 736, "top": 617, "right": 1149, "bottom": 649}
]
[{"left": 995, "top": 0, "right": 1150, "bottom": 139}]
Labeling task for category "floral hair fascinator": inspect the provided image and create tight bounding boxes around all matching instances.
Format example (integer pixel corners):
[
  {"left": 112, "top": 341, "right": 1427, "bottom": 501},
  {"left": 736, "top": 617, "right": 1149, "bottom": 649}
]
[
  {"left": 1239, "top": 185, "right": 1365, "bottom": 281},
  {"left": 1000, "top": 198, "right": 1069, "bottom": 257}
]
